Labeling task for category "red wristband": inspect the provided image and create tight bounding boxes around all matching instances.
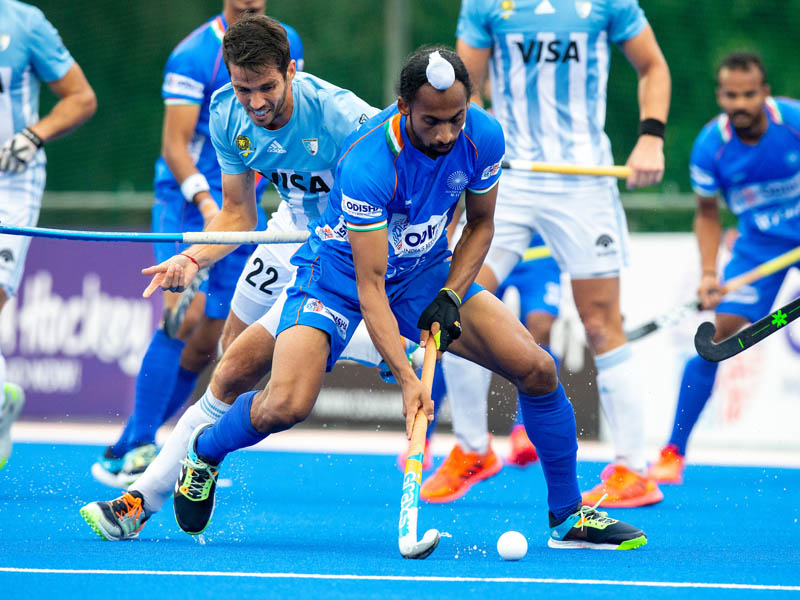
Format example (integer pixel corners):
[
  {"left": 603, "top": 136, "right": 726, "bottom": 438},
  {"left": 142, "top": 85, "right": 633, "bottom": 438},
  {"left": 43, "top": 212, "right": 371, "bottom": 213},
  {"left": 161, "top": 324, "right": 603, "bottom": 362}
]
[{"left": 179, "top": 253, "right": 200, "bottom": 268}]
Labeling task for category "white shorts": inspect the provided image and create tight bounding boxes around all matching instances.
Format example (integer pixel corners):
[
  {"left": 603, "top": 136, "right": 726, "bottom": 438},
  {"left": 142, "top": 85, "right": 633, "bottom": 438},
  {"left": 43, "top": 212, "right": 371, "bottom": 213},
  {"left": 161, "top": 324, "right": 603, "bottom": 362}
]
[
  {"left": 0, "top": 165, "right": 45, "bottom": 296},
  {"left": 229, "top": 215, "right": 302, "bottom": 325},
  {"left": 487, "top": 172, "right": 630, "bottom": 281}
]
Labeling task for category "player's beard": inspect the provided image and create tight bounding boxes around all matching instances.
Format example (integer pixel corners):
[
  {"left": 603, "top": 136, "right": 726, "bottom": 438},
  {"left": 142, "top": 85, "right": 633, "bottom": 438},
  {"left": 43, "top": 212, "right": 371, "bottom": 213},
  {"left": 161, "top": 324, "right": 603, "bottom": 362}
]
[{"left": 729, "top": 108, "right": 766, "bottom": 139}]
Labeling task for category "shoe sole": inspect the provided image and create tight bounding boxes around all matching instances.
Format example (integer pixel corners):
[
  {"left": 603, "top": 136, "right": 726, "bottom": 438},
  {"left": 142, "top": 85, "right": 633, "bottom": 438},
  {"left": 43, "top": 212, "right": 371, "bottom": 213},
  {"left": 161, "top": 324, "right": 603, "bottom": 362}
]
[
  {"left": 421, "top": 459, "right": 503, "bottom": 504},
  {"left": 582, "top": 487, "right": 665, "bottom": 508},
  {"left": 548, "top": 535, "right": 647, "bottom": 550},
  {"left": 90, "top": 463, "right": 127, "bottom": 488},
  {"left": 79, "top": 504, "right": 137, "bottom": 541}
]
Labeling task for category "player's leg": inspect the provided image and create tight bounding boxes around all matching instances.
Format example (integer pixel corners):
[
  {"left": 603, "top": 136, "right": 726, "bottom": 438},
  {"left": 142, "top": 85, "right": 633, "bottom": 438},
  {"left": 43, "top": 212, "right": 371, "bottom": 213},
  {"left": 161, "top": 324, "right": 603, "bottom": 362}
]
[
  {"left": 442, "top": 289, "right": 645, "bottom": 549},
  {"left": 650, "top": 242, "right": 790, "bottom": 484},
  {"left": 0, "top": 167, "right": 43, "bottom": 470},
  {"left": 424, "top": 207, "right": 530, "bottom": 501}
]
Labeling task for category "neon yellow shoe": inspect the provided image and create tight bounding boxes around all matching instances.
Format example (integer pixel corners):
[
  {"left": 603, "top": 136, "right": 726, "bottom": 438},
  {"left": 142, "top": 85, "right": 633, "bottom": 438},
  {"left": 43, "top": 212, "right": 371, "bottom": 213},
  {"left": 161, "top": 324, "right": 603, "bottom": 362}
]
[{"left": 548, "top": 500, "right": 648, "bottom": 550}]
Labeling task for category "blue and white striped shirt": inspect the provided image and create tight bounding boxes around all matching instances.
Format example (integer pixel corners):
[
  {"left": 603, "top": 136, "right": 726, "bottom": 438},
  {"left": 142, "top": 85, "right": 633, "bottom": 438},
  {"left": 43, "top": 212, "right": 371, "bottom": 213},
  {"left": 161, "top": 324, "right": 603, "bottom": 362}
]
[{"left": 457, "top": 0, "right": 647, "bottom": 190}]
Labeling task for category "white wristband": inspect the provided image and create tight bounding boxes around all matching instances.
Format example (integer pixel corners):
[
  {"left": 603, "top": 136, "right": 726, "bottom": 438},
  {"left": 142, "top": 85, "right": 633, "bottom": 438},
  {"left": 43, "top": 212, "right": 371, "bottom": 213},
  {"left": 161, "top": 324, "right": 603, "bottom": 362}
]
[{"left": 180, "top": 172, "right": 210, "bottom": 203}]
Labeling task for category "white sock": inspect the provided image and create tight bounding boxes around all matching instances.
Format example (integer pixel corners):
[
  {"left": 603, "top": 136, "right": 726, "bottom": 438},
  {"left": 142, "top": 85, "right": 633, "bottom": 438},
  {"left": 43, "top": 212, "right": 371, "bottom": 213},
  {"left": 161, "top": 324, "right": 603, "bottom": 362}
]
[
  {"left": 442, "top": 352, "right": 491, "bottom": 454},
  {"left": 595, "top": 344, "right": 646, "bottom": 473},
  {"left": 130, "top": 387, "right": 230, "bottom": 513}
]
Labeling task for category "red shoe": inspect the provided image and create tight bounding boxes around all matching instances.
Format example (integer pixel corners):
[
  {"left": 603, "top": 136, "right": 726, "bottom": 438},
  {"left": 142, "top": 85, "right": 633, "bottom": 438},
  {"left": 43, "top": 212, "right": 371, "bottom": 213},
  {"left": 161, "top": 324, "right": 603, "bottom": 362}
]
[
  {"left": 581, "top": 464, "right": 664, "bottom": 508},
  {"left": 505, "top": 424, "right": 538, "bottom": 466},
  {"left": 648, "top": 444, "right": 685, "bottom": 484},
  {"left": 396, "top": 439, "right": 433, "bottom": 471},
  {"left": 420, "top": 443, "right": 502, "bottom": 504}
]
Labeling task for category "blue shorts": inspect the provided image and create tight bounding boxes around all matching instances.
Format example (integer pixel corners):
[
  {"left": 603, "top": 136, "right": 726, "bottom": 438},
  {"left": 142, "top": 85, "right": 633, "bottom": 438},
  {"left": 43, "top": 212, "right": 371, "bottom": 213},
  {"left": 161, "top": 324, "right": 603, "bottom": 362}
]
[
  {"left": 717, "top": 236, "right": 798, "bottom": 322},
  {"left": 496, "top": 246, "right": 561, "bottom": 319},
  {"left": 151, "top": 188, "right": 266, "bottom": 320},
  {"left": 276, "top": 244, "right": 483, "bottom": 371}
]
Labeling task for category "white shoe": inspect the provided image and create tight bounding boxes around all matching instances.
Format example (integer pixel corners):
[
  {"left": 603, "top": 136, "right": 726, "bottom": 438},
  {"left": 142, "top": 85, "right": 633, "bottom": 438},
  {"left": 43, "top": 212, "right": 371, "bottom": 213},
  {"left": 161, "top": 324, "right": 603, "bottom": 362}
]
[{"left": 0, "top": 383, "right": 25, "bottom": 471}]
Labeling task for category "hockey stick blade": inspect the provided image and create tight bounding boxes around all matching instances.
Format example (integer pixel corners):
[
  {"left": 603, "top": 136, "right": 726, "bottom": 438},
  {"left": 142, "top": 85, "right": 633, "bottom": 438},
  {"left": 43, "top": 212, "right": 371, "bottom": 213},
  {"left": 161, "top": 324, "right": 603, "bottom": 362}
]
[{"left": 694, "top": 295, "right": 800, "bottom": 361}]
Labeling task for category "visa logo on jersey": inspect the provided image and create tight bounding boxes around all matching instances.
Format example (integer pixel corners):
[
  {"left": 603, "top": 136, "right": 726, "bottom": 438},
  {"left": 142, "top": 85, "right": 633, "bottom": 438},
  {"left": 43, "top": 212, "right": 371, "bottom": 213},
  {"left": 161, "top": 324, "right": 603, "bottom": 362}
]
[
  {"left": 388, "top": 214, "right": 447, "bottom": 257},
  {"left": 515, "top": 39, "right": 581, "bottom": 63},
  {"left": 266, "top": 169, "right": 332, "bottom": 194}
]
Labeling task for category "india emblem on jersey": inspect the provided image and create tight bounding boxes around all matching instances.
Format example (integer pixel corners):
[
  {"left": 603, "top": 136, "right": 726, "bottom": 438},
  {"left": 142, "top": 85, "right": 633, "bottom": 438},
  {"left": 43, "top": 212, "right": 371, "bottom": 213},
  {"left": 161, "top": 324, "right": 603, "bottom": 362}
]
[
  {"left": 302, "top": 138, "right": 319, "bottom": 156},
  {"left": 0, "top": 35, "right": 10, "bottom": 52},
  {"left": 236, "top": 135, "right": 255, "bottom": 157},
  {"left": 575, "top": 1, "right": 592, "bottom": 18}
]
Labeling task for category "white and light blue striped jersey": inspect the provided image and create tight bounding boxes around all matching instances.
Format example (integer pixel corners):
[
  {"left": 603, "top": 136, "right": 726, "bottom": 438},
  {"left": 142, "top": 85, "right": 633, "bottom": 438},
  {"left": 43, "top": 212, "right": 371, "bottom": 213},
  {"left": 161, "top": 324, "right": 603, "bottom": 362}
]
[
  {"left": 0, "top": 0, "right": 74, "bottom": 167},
  {"left": 210, "top": 72, "right": 377, "bottom": 230},
  {"left": 457, "top": 0, "right": 647, "bottom": 191},
  {"left": 154, "top": 14, "right": 304, "bottom": 198},
  {"left": 690, "top": 97, "right": 800, "bottom": 246}
]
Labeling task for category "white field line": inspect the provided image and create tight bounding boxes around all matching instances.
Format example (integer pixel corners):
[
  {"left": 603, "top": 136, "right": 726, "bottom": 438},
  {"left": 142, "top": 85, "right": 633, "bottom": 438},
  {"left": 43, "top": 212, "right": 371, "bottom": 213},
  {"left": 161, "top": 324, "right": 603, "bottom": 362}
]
[
  {"left": 11, "top": 421, "right": 800, "bottom": 468},
  {"left": 0, "top": 567, "right": 798, "bottom": 591}
]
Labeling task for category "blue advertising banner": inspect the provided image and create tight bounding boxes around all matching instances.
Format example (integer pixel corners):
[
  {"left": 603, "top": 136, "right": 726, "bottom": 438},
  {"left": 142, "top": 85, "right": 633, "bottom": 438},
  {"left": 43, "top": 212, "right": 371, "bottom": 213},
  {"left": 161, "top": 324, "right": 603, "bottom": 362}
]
[{"left": 0, "top": 238, "right": 162, "bottom": 419}]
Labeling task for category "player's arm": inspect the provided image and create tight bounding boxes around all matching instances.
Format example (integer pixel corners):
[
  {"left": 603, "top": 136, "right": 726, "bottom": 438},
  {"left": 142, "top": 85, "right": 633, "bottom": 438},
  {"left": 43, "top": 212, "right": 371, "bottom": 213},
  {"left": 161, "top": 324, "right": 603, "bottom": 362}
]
[
  {"left": 619, "top": 25, "right": 670, "bottom": 189},
  {"left": 161, "top": 104, "right": 218, "bottom": 225},
  {"left": 694, "top": 194, "right": 724, "bottom": 309},
  {"left": 445, "top": 185, "right": 497, "bottom": 300},
  {"left": 350, "top": 228, "right": 433, "bottom": 437},
  {"left": 0, "top": 63, "right": 96, "bottom": 174},
  {"left": 456, "top": 40, "right": 491, "bottom": 107},
  {"left": 142, "top": 169, "right": 258, "bottom": 297}
]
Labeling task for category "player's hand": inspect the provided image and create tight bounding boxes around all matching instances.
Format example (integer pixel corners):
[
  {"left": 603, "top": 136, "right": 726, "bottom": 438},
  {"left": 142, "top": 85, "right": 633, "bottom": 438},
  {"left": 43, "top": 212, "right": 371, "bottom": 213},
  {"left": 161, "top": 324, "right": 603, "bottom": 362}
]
[
  {"left": 0, "top": 128, "right": 43, "bottom": 174},
  {"left": 625, "top": 134, "right": 664, "bottom": 190},
  {"left": 400, "top": 376, "right": 434, "bottom": 440},
  {"left": 141, "top": 254, "right": 200, "bottom": 298},
  {"left": 196, "top": 194, "right": 219, "bottom": 228},
  {"left": 417, "top": 289, "right": 461, "bottom": 353},
  {"left": 698, "top": 272, "right": 724, "bottom": 310}
]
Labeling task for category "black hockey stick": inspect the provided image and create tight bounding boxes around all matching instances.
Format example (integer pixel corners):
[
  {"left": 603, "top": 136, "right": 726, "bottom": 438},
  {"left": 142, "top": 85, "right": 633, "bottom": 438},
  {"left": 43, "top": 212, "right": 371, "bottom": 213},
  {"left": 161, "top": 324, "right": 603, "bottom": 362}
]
[{"left": 694, "top": 295, "right": 800, "bottom": 362}]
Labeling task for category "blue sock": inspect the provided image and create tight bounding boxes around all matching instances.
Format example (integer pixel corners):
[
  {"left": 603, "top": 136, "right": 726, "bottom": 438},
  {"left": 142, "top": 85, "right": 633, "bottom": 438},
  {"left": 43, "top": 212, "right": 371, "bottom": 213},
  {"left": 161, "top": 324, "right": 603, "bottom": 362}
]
[
  {"left": 668, "top": 354, "right": 719, "bottom": 455},
  {"left": 514, "top": 345, "right": 560, "bottom": 427},
  {"left": 111, "top": 330, "right": 185, "bottom": 456},
  {"left": 195, "top": 391, "right": 266, "bottom": 464},
  {"left": 518, "top": 382, "right": 580, "bottom": 523},
  {"left": 426, "top": 361, "right": 446, "bottom": 440},
  {"left": 162, "top": 366, "right": 200, "bottom": 423}
]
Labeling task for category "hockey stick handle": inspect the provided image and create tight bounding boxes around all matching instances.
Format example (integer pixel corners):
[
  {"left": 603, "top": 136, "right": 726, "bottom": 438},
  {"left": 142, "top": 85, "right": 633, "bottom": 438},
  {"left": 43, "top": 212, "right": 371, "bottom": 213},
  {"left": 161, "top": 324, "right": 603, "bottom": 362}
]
[
  {"left": 721, "top": 245, "right": 800, "bottom": 293},
  {"left": 501, "top": 159, "right": 631, "bottom": 178},
  {"left": 0, "top": 223, "right": 310, "bottom": 245},
  {"left": 398, "top": 326, "right": 440, "bottom": 559}
]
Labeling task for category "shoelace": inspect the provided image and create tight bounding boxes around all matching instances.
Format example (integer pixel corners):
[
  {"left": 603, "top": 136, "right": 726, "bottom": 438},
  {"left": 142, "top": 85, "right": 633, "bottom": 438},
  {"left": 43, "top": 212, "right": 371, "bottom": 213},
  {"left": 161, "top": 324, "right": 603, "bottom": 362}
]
[
  {"left": 112, "top": 492, "right": 144, "bottom": 522},
  {"left": 575, "top": 494, "right": 615, "bottom": 530},
  {"left": 179, "top": 455, "right": 217, "bottom": 499}
]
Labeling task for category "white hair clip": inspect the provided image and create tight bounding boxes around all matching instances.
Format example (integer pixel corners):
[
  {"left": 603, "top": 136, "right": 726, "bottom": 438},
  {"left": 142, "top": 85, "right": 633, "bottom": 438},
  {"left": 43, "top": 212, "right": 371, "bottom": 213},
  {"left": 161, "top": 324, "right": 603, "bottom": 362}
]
[{"left": 426, "top": 51, "right": 455, "bottom": 91}]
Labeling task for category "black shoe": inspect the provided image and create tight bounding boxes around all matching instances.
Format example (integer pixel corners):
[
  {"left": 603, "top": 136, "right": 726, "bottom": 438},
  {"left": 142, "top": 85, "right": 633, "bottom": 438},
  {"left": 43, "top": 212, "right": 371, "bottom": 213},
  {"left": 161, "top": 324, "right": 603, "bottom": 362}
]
[
  {"left": 173, "top": 424, "right": 219, "bottom": 535},
  {"left": 548, "top": 501, "right": 647, "bottom": 550},
  {"left": 81, "top": 491, "right": 150, "bottom": 541}
]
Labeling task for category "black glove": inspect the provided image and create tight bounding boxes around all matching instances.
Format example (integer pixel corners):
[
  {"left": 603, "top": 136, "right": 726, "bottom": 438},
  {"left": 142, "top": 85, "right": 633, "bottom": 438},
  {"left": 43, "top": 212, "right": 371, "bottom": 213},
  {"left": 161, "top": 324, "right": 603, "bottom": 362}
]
[{"left": 417, "top": 288, "right": 462, "bottom": 352}]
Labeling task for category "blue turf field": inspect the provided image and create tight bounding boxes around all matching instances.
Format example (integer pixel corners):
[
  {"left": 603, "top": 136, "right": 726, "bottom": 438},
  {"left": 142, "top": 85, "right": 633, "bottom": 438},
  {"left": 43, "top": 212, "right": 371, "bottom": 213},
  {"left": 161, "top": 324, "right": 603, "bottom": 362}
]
[{"left": 1, "top": 442, "right": 798, "bottom": 599}]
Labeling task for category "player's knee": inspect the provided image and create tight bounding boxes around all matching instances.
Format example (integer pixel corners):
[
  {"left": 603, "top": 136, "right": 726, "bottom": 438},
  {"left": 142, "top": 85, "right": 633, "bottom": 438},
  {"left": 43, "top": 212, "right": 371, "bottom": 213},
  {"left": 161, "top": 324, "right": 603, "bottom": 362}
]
[
  {"left": 252, "top": 387, "right": 313, "bottom": 433},
  {"left": 210, "top": 357, "right": 249, "bottom": 403},
  {"left": 518, "top": 346, "right": 558, "bottom": 397}
]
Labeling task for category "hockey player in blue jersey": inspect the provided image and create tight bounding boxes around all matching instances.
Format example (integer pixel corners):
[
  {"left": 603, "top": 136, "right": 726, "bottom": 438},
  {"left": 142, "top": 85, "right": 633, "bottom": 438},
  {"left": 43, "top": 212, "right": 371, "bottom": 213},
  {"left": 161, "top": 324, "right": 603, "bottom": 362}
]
[
  {"left": 0, "top": 0, "right": 96, "bottom": 472},
  {"left": 90, "top": 1, "right": 304, "bottom": 488},
  {"left": 433, "top": 0, "right": 671, "bottom": 509},
  {"left": 161, "top": 45, "right": 647, "bottom": 550},
  {"left": 649, "top": 52, "right": 800, "bottom": 484}
]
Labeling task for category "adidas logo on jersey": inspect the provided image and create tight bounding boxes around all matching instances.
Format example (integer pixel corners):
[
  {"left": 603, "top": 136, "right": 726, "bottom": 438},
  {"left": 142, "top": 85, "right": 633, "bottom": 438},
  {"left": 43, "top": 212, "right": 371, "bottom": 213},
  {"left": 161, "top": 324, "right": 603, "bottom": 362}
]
[{"left": 267, "top": 140, "right": 287, "bottom": 154}]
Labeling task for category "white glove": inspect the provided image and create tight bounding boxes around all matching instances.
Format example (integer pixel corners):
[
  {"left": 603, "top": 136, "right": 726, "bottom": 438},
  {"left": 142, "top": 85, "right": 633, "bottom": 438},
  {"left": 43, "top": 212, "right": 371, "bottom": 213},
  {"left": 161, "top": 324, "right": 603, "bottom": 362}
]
[{"left": 0, "top": 128, "right": 43, "bottom": 174}]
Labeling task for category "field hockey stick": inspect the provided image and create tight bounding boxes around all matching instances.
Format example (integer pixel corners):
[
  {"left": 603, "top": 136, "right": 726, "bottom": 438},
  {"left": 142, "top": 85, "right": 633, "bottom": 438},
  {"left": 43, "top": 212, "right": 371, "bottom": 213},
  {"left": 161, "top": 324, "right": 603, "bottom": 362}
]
[
  {"left": 0, "top": 223, "right": 309, "bottom": 244},
  {"left": 163, "top": 266, "right": 210, "bottom": 338},
  {"left": 398, "top": 326, "right": 440, "bottom": 560},
  {"left": 694, "top": 295, "right": 800, "bottom": 361},
  {"left": 626, "top": 244, "right": 800, "bottom": 341},
  {"left": 501, "top": 159, "right": 631, "bottom": 178}
]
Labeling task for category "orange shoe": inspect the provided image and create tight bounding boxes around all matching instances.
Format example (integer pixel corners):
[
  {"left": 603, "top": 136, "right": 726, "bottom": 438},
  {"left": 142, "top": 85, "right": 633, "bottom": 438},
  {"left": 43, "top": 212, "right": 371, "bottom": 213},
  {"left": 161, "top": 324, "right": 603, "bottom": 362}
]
[
  {"left": 396, "top": 439, "right": 433, "bottom": 471},
  {"left": 581, "top": 464, "right": 664, "bottom": 508},
  {"left": 505, "top": 424, "right": 539, "bottom": 466},
  {"left": 648, "top": 444, "right": 685, "bottom": 484},
  {"left": 420, "top": 443, "right": 502, "bottom": 503}
]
